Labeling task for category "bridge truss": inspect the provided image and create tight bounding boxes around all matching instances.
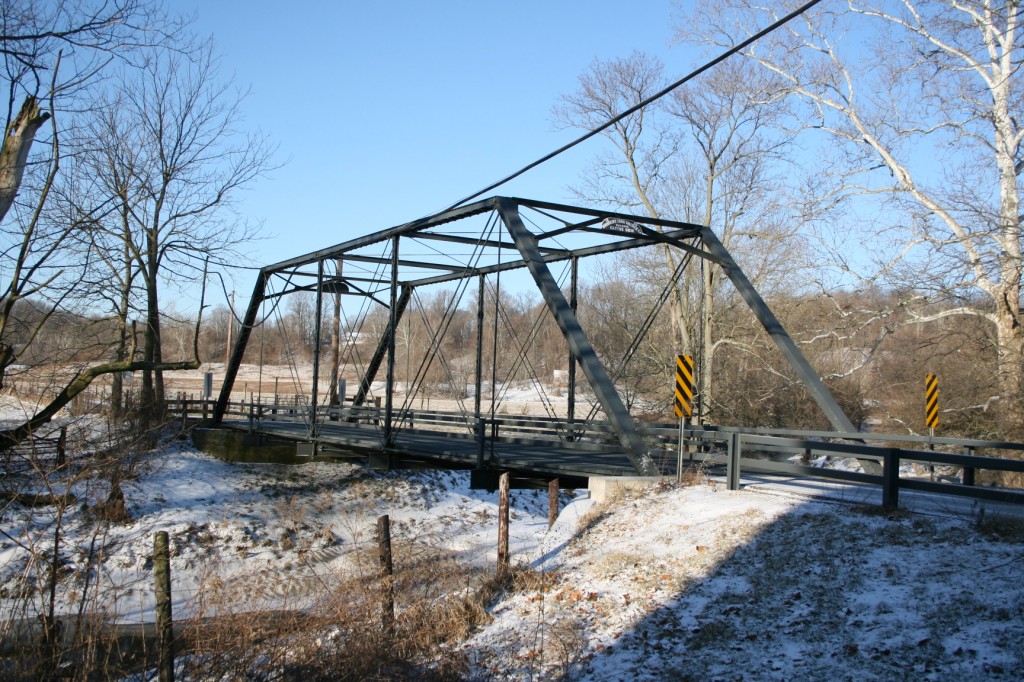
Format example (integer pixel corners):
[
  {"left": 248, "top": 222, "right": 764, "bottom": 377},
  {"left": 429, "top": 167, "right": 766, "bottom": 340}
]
[{"left": 213, "top": 197, "right": 857, "bottom": 475}]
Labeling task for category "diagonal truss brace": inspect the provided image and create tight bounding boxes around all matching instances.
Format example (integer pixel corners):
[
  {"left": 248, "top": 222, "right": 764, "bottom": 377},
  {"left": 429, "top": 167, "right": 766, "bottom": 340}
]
[
  {"left": 700, "top": 227, "right": 880, "bottom": 475},
  {"left": 352, "top": 284, "right": 414, "bottom": 409},
  {"left": 498, "top": 198, "right": 657, "bottom": 475},
  {"left": 700, "top": 227, "right": 853, "bottom": 432},
  {"left": 213, "top": 270, "right": 267, "bottom": 422}
]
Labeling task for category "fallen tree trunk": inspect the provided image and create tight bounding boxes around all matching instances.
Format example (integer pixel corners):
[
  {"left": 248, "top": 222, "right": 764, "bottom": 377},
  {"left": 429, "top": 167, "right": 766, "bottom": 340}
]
[
  {"left": 0, "top": 358, "right": 200, "bottom": 446},
  {"left": 0, "top": 491, "right": 75, "bottom": 507}
]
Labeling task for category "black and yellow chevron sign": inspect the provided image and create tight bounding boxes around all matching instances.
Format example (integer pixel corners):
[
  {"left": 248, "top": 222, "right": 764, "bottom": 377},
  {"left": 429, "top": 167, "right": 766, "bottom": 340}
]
[
  {"left": 674, "top": 354, "right": 694, "bottom": 419},
  {"left": 925, "top": 373, "right": 939, "bottom": 429}
]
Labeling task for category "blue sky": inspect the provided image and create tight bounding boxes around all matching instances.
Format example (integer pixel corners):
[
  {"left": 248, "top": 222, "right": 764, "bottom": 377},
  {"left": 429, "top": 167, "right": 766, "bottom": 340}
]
[{"left": 184, "top": 1, "right": 692, "bottom": 295}]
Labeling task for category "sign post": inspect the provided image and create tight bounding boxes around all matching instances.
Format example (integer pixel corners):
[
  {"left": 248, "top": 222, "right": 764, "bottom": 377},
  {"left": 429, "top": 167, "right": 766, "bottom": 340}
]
[
  {"left": 925, "top": 373, "right": 939, "bottom": 434},
  {"left": 926, "top": 373, "right": 939, "bottom": 480},
  {"left": 675, "top": 354, "right": 695, "bottom": 482}
]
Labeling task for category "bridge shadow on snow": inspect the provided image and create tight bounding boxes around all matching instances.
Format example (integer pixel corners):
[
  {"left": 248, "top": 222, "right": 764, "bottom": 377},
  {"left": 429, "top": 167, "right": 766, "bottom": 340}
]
[{"left": 511, "top": 486, "right": 1024, "bottom": 681}]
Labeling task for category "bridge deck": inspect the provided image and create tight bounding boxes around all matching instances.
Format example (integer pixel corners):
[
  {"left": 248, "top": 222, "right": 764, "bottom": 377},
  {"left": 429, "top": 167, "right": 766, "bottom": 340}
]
[
  {"left": 222, "top": 417, "right": 680, "bottom": 480},
  {"left": 187, "top": 401, "right": 1024, "bottom": 508}
]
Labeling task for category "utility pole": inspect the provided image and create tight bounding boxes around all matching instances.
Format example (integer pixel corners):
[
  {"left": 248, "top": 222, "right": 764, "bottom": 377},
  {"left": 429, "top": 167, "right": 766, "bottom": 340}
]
[{"left": 224, "top": 291, "right": 235, "bottom": 368}]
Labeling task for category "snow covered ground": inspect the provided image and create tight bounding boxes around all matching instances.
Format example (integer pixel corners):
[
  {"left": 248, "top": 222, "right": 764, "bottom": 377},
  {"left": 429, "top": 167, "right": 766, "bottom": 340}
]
[
  {"left": 0, "top": 438, "right": 554, "bottom": 626},
  {"left": 1, "top": 415, "right": 1022, "bottom": 680},
  {"left": 464, "top": 482, "right": 1024, "bottom": 680}
]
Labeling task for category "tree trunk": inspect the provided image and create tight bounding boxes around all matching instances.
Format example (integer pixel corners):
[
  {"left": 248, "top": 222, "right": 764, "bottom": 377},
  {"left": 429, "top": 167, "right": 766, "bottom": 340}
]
[
  {"left": 111, "top": 281, "right": 131, "bottom": 418},
  {"left": 994, "top": 299, "right": 1024, "bottom": 439},
  {"left": 142, "top": 231, "right": 164, "bottom": 412},
  {"left": 0, "top": 97, "right": 51, "bottom": 390},
  {"left": 700, "top": 264, "right": 714, "bottom": 425},
  {"left": 699, "top": 167, "right": 717, "bottom": 425},
  {"left": 992, "top": 64, "right": 1024, "bottom": 440},
  {"left": 0, "top": 97, "right": 50, "bottom": 225},
  {"left": 0, "top": 357, "right": 199, "bottom": 445}
]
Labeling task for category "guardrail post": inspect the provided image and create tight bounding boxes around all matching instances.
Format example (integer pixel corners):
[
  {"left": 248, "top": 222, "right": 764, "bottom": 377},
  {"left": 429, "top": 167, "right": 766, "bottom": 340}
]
[
  {"left": 727, "top": 432, "right": 742, "bottom": 491},
  {"left": 962, "top": 446, "right": 976, "bottom": 487},
  {"left": 882, "top": 448, "right": 900, "bottom": 509},
  {"left": 476, "top": 418, "right": 486, "bottom": 467}
]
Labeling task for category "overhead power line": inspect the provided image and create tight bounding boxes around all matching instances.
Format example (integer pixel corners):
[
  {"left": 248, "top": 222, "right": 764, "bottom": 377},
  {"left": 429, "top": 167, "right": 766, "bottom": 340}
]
[{"left": 443, "top": 0, "right": 825, "bottom": 212}]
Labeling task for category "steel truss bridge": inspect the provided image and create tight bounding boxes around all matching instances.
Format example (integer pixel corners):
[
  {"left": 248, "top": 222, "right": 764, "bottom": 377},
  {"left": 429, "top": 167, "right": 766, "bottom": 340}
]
[
  {"left": 212, "top": 197, "right": 858, "bottom": 474},
  {"left": 206, "top": 197, "right": 1024, "bottom": 505}
]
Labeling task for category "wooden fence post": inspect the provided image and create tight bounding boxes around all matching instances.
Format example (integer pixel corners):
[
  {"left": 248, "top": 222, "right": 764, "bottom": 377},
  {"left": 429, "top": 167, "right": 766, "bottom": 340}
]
[
  {"left": 497, "top": 472, "right": 510, "bottom": 576},
  {"left": 154, "top": 531, "right": 174, "bottom": 682},
  {"left": 548, "top": 478, "right": 559, "bottom": 528},
  {"left": 377, "top": 515, "right": 395, "bottom": 634}
]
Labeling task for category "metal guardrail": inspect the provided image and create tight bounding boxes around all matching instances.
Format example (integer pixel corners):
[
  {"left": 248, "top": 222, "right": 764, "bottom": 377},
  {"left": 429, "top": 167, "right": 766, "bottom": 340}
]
[
  {"left": 168, "top": 399, "right": 1024, "bottom": 507},
  {"left": 677, "top": 429, "right": 1024, "bottom": 508}
]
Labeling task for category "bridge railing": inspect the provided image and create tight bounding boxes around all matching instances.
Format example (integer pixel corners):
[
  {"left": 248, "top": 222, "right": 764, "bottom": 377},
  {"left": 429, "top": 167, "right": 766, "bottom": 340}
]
[{"left": 169, "top": 396, "right": 629, "bottom": 445}]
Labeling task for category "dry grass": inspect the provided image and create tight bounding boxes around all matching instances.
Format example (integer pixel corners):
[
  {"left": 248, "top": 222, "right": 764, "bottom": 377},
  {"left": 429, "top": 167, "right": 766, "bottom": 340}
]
[
  {"left": 172, "top": 535, "right": 502, "bottom": 680},
  {"left": 851, "top": 503, "right": 913, "bottom": 521},
  {"left": 974, "top": 507, "right": 1024, "bottom": 542},
  {"left": 677, "top": 461, "right": 711, "bottom": 487},
  {"left": 468, "top": 563, "right": 591, "bottom": 680}
]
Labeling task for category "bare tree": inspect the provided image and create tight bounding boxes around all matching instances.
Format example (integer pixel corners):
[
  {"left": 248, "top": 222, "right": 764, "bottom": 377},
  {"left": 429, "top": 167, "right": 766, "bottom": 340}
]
[
  {"left": 556, "top": 52, "right": 807, "bottom": 424},
  {"left": 659, "top": 59, "right": 800, "bottom": 422},
  {"left": 684, "top": 0, "right": 1024, "bottom": 434},
  {"left": 0, "top": 0, "right": 176, "bottom": 222},
  {"left": 68, "top": 92, "right": 146, "bottom": 417},
  {"left": 0, "top": 1, "right": 177, "bottom": 391},
  {"left": 0, "top": 3, "right": 267, "bottom": 442},
  {"left": 553, "top": 52, "right": 694, "bottom": 352},
  {"left": 80, "top": 42, "right": 274, "bottom": 411},
  {"left": 578, "top": 257, "right": 673, "bottom": 414}
]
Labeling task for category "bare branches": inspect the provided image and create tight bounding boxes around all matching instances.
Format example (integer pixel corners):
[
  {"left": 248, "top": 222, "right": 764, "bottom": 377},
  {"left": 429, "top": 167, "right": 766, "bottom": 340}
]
[
  {"left": 683, "top": 0, "right": 1024, "bottom": 434},
  {"left": 0, "top": 3, "right": 264, "bottom": 428},
  {"left": 0, "top": 0, "right": 182, "bottom": 83}
]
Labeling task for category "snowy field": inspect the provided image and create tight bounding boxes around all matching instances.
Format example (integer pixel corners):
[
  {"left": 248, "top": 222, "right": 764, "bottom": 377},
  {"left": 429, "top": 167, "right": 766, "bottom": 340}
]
[{"left": 0, "top": 396, "right": 1022, "bottom": 679}]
